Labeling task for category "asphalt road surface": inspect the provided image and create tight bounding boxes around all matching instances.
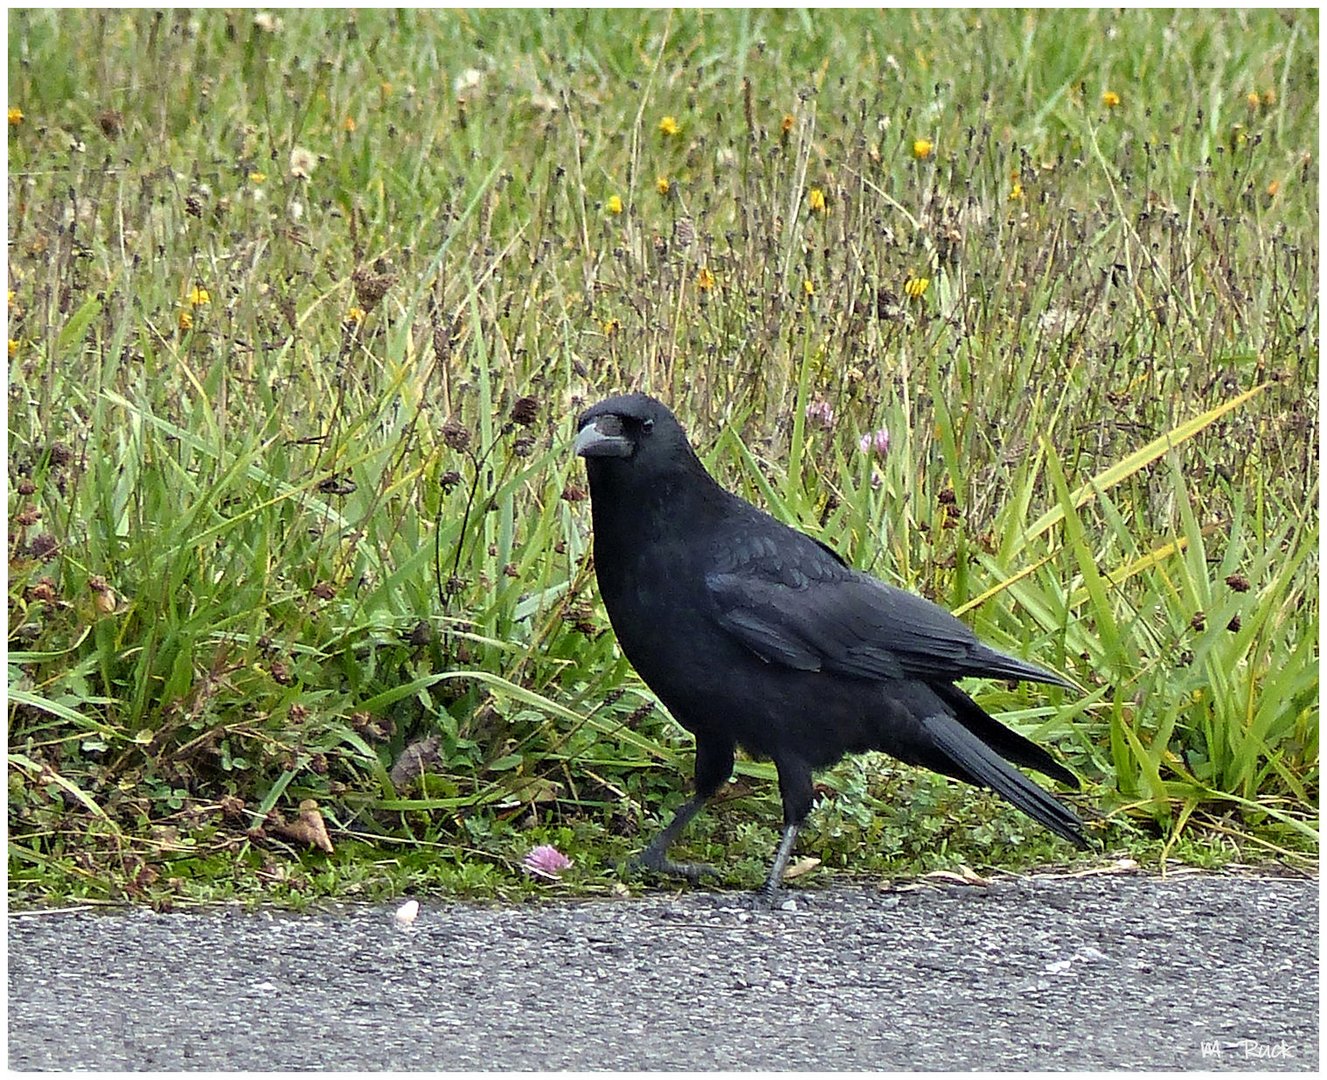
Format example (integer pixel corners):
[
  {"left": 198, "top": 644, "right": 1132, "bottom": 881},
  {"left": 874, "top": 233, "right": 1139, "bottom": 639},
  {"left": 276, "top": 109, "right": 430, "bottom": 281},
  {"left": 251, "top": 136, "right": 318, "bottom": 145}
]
[{"left": 7, "top": 869, "right": 1317, "bottom": 1070}]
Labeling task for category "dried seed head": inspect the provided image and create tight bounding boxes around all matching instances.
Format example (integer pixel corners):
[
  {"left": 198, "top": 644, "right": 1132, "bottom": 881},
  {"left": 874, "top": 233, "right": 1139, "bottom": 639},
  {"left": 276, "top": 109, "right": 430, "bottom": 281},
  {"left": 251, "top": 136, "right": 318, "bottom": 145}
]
[
  {"left": 1190, "top": 611, "right": 1206, "bottom": 632},
  {"left": 1225, "top": 573, "right": 1250, "bottom": 593},
  {"left": 353, "top": 711, "right": 391, "bottom": 740},
  {"left": 512, "top": 434, "right": 535, "bottom": 457},
  {"left": 561, "top": 482, "right": 587, "bottom": 503},
  {"left": 351, "top": 261, "right": 396, "bottom": 311},
  {"left": 16, "top": 478, "right": 35, "bottom": 496},
  {"left": 673, "top": 216, "right": 695, "bottom": 249},
  {"left": 510, "top": 395, "right": 539, "bottom": 426},
  {"left": 48, "top": 442, "right": 74, "bottom": 467},
  {"left": 441, "top": 416, "right": 472, "bottom": 452},
  {"left": 28, "top": 534, "right": 58, "bottom": 561},
  {"left": 96, "top": 109, "right": 124, "bottom": 139},
  {"left": 439, "top": 469, "right": 463, "bottom": 491},
  {"left": 29, "top": 578, "right": 58, "bottom": 604},
  {"left": 408, "top": 620, "right": 432, "bottom": 647},
  {"left": 432, "top": 319, "right": 452, "bottom": 363}
]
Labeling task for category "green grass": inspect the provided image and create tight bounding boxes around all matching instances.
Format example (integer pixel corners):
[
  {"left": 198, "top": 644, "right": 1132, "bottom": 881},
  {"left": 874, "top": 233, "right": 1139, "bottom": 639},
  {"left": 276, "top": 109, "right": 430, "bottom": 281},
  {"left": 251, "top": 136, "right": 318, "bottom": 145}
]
[{"left": 7, "top": 9, "right": 1318, "bottom": 907}]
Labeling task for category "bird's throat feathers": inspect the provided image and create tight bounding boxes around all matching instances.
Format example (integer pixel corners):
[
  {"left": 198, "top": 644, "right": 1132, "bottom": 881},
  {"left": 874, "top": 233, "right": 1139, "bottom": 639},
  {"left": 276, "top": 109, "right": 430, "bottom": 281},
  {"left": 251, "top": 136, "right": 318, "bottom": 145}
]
[{"left": 585, "top": 450, "right": 731, "bottom": 553}]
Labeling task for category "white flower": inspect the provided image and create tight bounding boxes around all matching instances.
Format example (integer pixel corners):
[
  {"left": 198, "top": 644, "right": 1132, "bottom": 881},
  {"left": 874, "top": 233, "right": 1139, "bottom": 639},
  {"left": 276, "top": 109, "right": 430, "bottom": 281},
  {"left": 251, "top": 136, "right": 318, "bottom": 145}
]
[
  {"left": 289, "top": 146, "right": 318, "bottom": 180},
  {"left": 454, "top": 68, "right": 484, "bottom": 99}
]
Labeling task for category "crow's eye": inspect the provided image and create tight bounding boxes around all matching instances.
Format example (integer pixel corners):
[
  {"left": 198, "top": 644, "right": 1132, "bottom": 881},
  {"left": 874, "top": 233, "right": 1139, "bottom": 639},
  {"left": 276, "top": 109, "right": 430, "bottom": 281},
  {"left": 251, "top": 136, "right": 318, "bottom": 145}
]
[{"left": 641, "top": 417, "right": 655, "bottom": 434}]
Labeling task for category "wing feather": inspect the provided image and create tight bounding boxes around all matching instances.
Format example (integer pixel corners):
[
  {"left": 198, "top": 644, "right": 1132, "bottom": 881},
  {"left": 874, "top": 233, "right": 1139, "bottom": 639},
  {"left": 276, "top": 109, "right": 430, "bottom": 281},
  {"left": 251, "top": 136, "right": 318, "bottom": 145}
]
[{"left": 705, "top": 524, "right": 1063, "bottom": 685}]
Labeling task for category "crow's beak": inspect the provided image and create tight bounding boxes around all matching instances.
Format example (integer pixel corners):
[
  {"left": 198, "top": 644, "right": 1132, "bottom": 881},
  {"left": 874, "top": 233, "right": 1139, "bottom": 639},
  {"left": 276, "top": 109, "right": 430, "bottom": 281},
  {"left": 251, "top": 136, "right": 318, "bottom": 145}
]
[{"left": 574, "top": 417, "right": 633, "bottom": 458}]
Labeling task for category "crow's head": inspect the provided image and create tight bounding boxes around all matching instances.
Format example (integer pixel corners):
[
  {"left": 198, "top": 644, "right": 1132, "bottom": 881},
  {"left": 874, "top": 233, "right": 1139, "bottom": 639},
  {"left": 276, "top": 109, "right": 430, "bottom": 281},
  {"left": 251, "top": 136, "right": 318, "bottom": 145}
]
[
  {"left": 574, "top": 392, "right": 720, "bottom": 557},
  {"left": 573, "top": 393, "right": 689, "bottom": 468}
]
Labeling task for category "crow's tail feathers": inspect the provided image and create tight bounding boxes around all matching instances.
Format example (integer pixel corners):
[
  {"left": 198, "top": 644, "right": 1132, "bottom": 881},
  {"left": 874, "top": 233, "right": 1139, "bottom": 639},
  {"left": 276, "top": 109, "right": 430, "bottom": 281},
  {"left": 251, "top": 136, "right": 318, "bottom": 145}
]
[
  {"left": 967, "top": 643, "right": 1079, "bottom": 692},
  {"left": 934, "top": 683, "right": 1079, "bottom": 790},
  {"left": 924, "top": 710, "right": 1089, "bottom": 849}
]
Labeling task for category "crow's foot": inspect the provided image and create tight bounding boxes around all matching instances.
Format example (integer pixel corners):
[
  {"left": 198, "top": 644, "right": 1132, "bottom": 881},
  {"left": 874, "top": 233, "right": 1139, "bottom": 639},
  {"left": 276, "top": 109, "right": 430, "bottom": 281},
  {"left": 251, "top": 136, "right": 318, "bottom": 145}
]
[{"left": 625, "top": 852, "right": 718, "bottom": 884}]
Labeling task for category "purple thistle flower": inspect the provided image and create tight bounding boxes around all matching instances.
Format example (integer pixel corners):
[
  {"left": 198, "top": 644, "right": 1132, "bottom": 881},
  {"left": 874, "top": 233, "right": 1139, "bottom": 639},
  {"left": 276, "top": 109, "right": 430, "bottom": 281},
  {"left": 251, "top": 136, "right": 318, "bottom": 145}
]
[
  {"left": 804, "top": 399, "right": 836, "bottom": 431},
  {"left": 858, "top": 426, "right": 890, "bottom": 458},
  {"left": 522, "top": 844, "right": 573, "bottom": 880}
]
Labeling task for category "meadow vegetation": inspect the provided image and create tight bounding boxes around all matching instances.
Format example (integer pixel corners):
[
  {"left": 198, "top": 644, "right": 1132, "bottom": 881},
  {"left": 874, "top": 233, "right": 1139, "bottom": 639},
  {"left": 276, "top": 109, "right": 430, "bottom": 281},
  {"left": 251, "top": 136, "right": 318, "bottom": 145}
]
[{"left": 6, "top": 9, "right": 1318, "bottom": 906}]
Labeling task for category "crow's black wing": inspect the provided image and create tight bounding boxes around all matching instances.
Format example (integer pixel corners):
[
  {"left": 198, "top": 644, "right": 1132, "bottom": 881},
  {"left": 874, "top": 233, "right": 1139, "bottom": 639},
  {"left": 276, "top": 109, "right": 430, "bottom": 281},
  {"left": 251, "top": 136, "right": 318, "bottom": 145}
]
[{"left": 704, "top": 524, "right": 1067, "bottom": 687}]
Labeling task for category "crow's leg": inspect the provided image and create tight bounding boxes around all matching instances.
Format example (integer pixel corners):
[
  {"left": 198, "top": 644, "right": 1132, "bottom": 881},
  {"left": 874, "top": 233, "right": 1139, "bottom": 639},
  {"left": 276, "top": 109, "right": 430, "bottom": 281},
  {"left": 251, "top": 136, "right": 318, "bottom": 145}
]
[
  {"left": 757, "top": 821, "right": 801, "bottom": 904},
  {"left": 629, "top": 738, "right": 734, "bottom": 884},
  {"left": 756, "top": 756, "right": 815, "bottom": 907}
]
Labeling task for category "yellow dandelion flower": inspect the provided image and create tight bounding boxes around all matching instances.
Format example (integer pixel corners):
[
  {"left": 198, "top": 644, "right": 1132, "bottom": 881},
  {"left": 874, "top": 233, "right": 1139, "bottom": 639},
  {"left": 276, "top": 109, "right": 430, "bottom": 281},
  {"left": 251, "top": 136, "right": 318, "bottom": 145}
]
[
  {"left": 177, "top": 309, "right": 193, "bottom": 331},
  {"left": 1009, "top": 182, "right": 1024, "bottom": 201},
  {"left": 187, "top": 285, "right": 211, "bottom": 307},
  {"left": 8, "top": 106, "right": 23, "bottom": 127},
  {"left": 345, "top": 307, "right": 366, "bottom": 325},
  {"left": 912, "top": 138, "right": 933, "bottom": 160},
  {"left": 803, "top": 279, "right": 815, "bottom": 297},
  {"left": 781, "top": 114, "right": 795, "bottom": 134},
  {"left": 1101, "top": 90, "right": 1121, "bottom": 109},
  {"left": 696, "top": 266, "right": 715, "bottom": 291},
  {"left": 7, "top": 289, "right": 15, "bottom": 306},
  {"left": 8, "top": 338, "right": 19, "bottom": 357},
  {"left": 342, "top": 115, "right": 357, "bottom": 133},
  {"left": 380, "top": 81, "right": 393, "bottom": 100},
  {"left": 1262, "top": 89, "right": 1276, "bottom": 106},
  {"left": 249, "top": 171, "right": 267, "bottom": 185},
  {"left": 606, "top": 194, "right": 623, "bottom": 215},
  {"left": 1246, "top": 91, "right": 1262, "bottom": 110},
  {"left": 808, "top": 188, "right": 827, "bottom": 213},
  {"left": 656, "top": 175, "right": 670, "bottom": 195},
  {"left": 602, "top": 318, "right": 620, "bottom": 336},
  {"left": 658, "top": 115, "right": 680, "bottom": 136},
  {"left": 903, "top": 276, "right": 930, "bottom": 299},
  {"left": 1266, "top": 179, "right": 1281, "bottom": 198}
]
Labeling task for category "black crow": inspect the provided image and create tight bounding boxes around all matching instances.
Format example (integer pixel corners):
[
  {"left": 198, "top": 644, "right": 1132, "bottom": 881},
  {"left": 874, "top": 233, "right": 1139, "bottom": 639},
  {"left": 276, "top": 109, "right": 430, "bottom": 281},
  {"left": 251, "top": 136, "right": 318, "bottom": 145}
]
[{"left": 574, "top": 392, "right": 1087, "bottom": 903}]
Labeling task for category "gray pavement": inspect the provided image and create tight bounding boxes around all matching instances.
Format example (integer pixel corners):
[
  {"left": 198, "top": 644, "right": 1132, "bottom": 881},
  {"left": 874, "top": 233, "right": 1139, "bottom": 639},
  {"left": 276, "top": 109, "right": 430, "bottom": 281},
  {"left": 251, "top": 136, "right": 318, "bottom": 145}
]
[{"left": 6, "top": 869, "right": 1318, "bottom": 1070}]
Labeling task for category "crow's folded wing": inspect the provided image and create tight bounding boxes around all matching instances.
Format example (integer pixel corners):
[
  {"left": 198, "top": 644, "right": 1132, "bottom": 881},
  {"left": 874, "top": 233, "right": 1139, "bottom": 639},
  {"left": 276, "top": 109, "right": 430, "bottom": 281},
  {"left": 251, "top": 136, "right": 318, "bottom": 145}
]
[
  {"left": 705, "top": 562, "right": 980, "bottom": 683},
  {"left": 702, "top": 520, "right": 1071, "bottom": 687}
]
